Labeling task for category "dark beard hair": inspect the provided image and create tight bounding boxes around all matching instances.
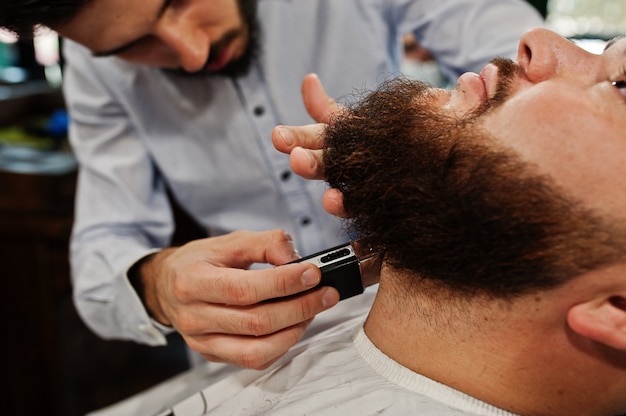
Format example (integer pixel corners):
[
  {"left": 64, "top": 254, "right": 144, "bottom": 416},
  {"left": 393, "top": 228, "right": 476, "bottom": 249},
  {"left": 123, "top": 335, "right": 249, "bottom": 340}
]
[
  {"left": 213, "top": 0, "right": 260, "bottom": 78},
  {"left": 164, "top": 0, "right": 260, "bottom": 78},
  {"left": 323, "top": 77, "right": 626, "bottom": 299}
]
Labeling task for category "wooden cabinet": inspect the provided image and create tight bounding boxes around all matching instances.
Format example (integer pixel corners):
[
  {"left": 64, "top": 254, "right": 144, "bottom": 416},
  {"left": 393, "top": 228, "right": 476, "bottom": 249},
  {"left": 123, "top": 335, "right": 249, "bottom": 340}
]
[
  {"left": 1, "top": 165, "right": 188, "bottom": 416},
  {"left": 1, "top": 169, "right": 77, "bottom": 415}
]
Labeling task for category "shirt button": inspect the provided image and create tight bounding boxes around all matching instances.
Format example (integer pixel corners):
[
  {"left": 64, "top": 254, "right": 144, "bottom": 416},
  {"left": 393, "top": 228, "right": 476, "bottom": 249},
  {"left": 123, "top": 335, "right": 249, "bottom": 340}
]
[
  {"left": 280, "top": 171, "right": 291, "bottom": 181},
  {"left": 253, "top": 105, "right": 265, "bottom": 116},
  {"left": 300, "top": 217, "right": 311, "bottom": 226}
]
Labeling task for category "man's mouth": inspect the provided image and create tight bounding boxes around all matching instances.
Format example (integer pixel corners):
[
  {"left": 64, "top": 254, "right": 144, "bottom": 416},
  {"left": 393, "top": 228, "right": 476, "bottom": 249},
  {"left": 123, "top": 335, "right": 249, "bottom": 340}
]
[
  {"left": 479, "top": 63, "right": 500, "bottom": 99},
  {"left": 205, "top": 43, "right": 232, "bottom": 72},
  {"left": 204, "top": 30, "right": 244, "bottom": 73}
]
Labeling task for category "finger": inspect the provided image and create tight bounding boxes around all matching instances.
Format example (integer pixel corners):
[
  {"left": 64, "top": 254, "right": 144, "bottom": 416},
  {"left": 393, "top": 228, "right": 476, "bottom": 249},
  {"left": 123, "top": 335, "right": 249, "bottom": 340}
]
[
  {"left": 301, "top": 73, "right": 343, "bottom": 123},
  {"left": 232, "top": 263, "right": 325, "bottom": 305},
  {"left": 191, "top": 319, "right": 314, "bottom": 369},
  {"left": 271, "top": 123, "right": 326, "bottom": 154},
  {"left": 200, "top": 229, "right": 300, "bottom": 268},
  {"left": 188, "top": 261, "right": 323, "bottom": 306},
  {"left": 173, "top": 286, "right": 339, "bottom": 338},
  {"left": 322, "top": 188, "right": 347, "bottom": 217},
  {"left": 289, "top": 146, "right": 325, "bottom": 180},
  {"left": 206, "top": 286, "right": 339, "bottom": 335}
]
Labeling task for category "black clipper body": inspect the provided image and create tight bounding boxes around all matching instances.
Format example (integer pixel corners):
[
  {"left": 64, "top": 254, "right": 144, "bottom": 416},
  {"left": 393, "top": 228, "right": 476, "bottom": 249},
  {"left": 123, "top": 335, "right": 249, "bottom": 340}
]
[{"left": 292, "top": 241, "right": 381, "bottom": 300}]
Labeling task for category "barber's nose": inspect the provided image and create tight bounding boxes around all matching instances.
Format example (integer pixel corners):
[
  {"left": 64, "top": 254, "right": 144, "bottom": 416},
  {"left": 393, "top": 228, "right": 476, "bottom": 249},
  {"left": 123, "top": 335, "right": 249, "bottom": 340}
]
[
  {"left": 156, "top": 20, "right": 210, "bottom": 73},
  {"left": 517, "top": 28, "right": 603, "bottom": 83}
]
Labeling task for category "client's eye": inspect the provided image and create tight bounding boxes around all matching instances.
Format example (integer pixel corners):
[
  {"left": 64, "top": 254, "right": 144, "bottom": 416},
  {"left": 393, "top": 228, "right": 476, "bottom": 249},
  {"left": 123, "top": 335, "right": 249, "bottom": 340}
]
[{"left": 612, "top": 80, "right": 626, "bottom": 99}]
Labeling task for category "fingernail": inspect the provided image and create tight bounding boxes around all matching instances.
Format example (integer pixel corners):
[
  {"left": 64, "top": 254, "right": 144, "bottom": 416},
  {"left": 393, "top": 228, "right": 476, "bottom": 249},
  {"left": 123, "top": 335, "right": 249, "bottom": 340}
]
[
  {"left": 302, "top": 268, "right": 319, "bottom": 287},
  {"left": 283, "top": 232, "right": 301, "bottom": 260},
  {"left": 305, "top": 150, "right": 316, "bottom": 169},
  {"left": 277, "top": 126, "right": 293, "bottom": 147},
  {"left": 322, "top": 288, "right": 340, "bottom": 307},
  {"left": 294, "top": 147, "right": 316, "bottom": 169},
  {"left": 290, "top": 249, "right": 301, "bottom": 261}
]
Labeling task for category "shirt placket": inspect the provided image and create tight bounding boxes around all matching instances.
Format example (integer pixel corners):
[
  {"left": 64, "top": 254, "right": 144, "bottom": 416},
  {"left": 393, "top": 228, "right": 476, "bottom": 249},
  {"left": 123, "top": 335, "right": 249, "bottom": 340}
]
[{"left": 233, "top": 63, "right": 326, "bottom": 255}]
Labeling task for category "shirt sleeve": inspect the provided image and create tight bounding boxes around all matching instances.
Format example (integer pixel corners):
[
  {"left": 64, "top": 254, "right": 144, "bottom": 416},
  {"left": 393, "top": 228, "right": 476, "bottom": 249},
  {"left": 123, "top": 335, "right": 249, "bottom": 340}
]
[
  {"left": 63, "top": 40, "right": 173, "bottom": 346},
  {"left": 393, "top": 0, "right": 545, "bottom": 79}
]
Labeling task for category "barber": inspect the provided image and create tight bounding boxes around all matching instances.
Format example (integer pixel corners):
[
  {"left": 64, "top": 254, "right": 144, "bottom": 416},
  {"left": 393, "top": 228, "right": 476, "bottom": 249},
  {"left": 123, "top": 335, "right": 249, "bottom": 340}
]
[{"left": 0, "top": 0, "right": 544, "bottom": 369}]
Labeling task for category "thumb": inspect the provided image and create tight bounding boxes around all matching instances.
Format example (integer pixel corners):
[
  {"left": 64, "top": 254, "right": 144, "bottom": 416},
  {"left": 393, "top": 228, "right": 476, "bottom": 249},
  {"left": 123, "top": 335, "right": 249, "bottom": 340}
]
[{"left": 302, "top": 73, "right": 343, "bottom": 124}]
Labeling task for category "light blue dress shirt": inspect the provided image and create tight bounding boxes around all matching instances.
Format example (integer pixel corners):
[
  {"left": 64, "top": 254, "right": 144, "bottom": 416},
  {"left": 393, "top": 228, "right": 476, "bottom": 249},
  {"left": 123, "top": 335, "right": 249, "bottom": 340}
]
[{"left": 63, "top": 0, "right": 543, "bottom": 345}]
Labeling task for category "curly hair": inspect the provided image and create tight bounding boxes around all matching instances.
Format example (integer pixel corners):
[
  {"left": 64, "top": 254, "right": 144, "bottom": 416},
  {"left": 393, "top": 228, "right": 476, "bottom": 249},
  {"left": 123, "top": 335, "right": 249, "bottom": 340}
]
[
  {"left": 0, "top": 0, "right": 93, "bottom": 38},
  {"left": 323, "top": 78, "right": 626, "bottom": 299}
]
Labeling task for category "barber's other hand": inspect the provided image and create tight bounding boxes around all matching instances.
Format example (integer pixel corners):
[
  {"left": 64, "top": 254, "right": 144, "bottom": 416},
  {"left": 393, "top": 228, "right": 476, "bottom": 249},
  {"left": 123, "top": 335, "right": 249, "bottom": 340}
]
[
  {"left": 272, "top": 73, "right": 346, "bottom": 217},
  {"left": 139, "top": 229, "right": 340, "bottom": 369}
]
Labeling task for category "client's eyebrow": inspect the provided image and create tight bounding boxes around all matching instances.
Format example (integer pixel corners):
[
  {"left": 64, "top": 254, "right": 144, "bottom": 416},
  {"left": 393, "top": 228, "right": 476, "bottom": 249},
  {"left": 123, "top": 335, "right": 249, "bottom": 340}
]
[
  {"left": 92, "top": 0, "right": 173, "bottom": 57},
  {"left": 604, "top": 35, "right": 626, "bottom": 52}
]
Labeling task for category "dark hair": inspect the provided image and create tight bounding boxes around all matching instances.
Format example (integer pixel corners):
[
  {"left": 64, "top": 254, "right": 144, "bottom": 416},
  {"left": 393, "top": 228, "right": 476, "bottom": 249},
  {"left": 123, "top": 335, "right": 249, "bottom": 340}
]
[
  {"left": 323, "top": 78, "right": 626, "bottom": 299},
  {"left": 0, "top": 0, "right": 93, "bottom": 38}
]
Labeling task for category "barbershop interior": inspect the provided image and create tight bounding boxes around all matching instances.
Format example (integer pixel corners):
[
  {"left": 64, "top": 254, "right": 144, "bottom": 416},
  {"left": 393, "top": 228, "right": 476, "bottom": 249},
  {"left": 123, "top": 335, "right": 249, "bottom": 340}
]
[{"left": 2, "top": 1, "right": 625, "bottom": 415}]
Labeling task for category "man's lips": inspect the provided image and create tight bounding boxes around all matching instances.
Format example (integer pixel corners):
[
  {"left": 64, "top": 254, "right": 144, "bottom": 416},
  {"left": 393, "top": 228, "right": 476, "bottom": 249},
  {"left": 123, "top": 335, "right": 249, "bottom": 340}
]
[
  {"left": 453, "top": 62, "right": 501, "bottom": 107},
  {"left": 205, "top": 42, "right": 233, "bottom": 72},
  {"left": 479, "top": 63, "right": 500, "bottom": 98},
  {"left": 456, "top": 71, "right": 489, "bottom": 104}
]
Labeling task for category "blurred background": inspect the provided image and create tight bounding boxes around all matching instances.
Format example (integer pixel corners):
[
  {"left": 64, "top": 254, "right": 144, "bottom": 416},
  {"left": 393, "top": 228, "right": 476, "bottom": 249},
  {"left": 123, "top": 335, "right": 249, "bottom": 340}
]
[
  {"left": 1, "top": 1, "right": 623, "bottom": 415},
  {"left": 401, "top": 0, "right": 625, "bottom": 86}
]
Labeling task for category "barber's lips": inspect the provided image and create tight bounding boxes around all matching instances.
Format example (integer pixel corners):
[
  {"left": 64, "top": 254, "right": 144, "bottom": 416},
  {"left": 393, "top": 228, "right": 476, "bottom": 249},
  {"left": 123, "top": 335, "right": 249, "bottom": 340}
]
[{"left": 205, "top": 44, "right": 232, "bottom": 72}]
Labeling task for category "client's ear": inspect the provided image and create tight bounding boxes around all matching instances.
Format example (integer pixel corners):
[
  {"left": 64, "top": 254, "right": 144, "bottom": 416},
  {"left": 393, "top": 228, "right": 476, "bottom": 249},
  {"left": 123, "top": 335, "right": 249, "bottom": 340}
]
[{"left": 567, "top": 294, "right": 626, "bottom": 350}]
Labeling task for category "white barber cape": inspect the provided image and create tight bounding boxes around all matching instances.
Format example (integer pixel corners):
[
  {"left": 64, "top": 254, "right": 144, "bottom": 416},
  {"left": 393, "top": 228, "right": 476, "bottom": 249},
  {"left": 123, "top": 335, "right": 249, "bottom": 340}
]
[
  {"left": 189, "top": 328, "right": 517, "bottom": 415},
  {"left": 90, "top": 288, "right": 517, "bottom": 416}
]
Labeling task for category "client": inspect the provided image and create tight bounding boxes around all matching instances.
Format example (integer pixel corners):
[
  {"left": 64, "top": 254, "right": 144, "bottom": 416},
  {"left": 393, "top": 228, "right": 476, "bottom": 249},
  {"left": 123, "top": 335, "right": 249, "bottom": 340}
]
[{"left": 115, "top": 28, "right": 626, "bottom": 416}]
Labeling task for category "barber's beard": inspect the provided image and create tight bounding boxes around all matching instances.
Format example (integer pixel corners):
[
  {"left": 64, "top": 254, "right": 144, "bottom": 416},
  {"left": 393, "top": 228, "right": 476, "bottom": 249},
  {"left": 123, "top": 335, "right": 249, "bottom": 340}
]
[
  {"left": 208, "top": 0, "right": 260, "bottom": 78},
  {"left": 170, "top": 0, "right": 260, "bottom": 78}
]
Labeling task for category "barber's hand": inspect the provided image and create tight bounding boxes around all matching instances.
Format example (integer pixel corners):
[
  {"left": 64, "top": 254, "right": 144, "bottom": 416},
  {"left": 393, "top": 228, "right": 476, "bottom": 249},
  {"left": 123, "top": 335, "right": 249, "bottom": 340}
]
[
  {"left": 272, "top": 73, "right": 346, "bottom": 217},
  {"left": 139, "top": 229, "right": 340, "bottom": 370}
]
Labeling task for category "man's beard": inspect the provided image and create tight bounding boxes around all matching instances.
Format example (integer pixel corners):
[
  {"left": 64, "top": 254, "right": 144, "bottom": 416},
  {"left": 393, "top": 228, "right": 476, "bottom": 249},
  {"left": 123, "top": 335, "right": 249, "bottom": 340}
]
[
  {"left": 210, "top": 0, "right": 260, "bottom": 78},
  {"left": 170, "top": 0, "right": 260, "bottom": 78},
  {"left": 322, "top": 72, "right": 626, "bottom": 299}
]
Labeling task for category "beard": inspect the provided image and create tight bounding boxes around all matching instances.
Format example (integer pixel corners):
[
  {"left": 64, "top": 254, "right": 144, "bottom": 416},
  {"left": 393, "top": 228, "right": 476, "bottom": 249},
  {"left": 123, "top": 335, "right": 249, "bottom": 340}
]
[
  {"left": 322, "top": 68, "right": 626, "bottom": 299},
  {"left": 210, "top": 0, "right": 260, "bottom": 78},
  {"left": 168, "top": 0, "right": 260, "bottom": 78}
]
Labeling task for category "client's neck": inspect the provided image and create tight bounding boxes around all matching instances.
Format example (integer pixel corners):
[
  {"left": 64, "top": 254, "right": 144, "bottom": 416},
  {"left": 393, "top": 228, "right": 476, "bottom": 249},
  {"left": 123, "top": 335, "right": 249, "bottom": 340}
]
[{"left": 363, "top": 272, "right": 597, "bottom": 416}]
